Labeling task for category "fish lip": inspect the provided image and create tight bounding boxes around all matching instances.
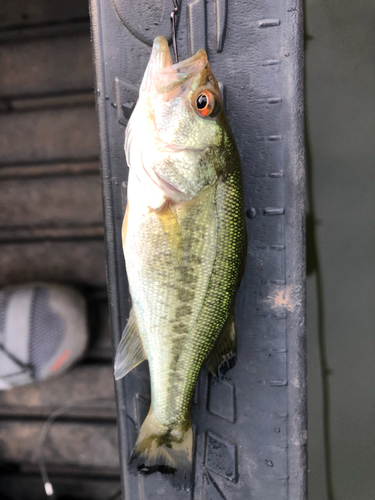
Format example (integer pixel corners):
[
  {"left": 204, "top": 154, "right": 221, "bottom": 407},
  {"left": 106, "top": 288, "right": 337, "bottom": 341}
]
[
  {"left": 153, "top": 42, "right": 208, "bottom": 94},
  {"left": 143, "top": 37, "right": 208, "bottom": 95},
  {"left": 160, "top": 49, "right": 207, "bottom": 74},
  {"left": 152, "top": 36, "right": 207, "bottom": 73}
]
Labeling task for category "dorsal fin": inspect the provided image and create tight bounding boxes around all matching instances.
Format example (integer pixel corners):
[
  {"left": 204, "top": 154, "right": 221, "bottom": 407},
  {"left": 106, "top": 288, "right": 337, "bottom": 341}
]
[
  {"left": 205, "top": 309, "right": 237, "bottom": 381},
  {"left": 114, "top": 308, "right": 147, "bottom": 380}
]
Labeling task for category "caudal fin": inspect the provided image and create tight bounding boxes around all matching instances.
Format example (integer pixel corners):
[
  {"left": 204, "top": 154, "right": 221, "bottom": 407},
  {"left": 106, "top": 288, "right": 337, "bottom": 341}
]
[{"left": 129, "top": 412, "right": 193, "bottom": 490}]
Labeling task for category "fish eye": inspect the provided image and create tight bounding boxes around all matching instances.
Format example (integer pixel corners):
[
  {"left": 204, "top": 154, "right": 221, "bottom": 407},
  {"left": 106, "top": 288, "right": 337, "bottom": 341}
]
[
  {"left": 197, "top": 94, "right": 208, "bottom": 109},
  {"left": 194, "top": 90, "right": 216, "bottom": 117}
]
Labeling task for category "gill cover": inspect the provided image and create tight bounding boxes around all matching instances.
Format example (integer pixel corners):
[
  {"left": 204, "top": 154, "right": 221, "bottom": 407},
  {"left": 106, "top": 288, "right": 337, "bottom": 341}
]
[{"left": 125, "top": 36, "right": 225, "bottom": 210}]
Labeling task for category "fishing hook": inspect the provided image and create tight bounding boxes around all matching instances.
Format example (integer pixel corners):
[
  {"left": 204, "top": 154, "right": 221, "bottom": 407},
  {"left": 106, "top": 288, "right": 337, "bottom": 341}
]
[{"left": 170, "top": 0, "right": 179, "bottom": 63}]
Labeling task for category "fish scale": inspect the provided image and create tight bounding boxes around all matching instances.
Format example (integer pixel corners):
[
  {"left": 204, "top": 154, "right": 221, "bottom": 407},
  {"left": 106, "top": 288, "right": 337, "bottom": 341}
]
[
  {"left": 127, "top": 185, "right": 220, "bottom": 425},
  {"left": 114, "top": 36, "right": 246, "bottom": 487}
]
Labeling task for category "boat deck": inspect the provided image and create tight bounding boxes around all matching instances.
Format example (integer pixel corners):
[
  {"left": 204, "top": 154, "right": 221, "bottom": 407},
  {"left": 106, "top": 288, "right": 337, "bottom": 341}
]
[{"left": 0, "top": 1, "right": 120, "bottom": 498}]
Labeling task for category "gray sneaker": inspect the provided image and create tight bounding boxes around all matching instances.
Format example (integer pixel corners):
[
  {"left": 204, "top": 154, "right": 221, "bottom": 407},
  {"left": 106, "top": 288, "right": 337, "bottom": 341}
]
[{"left": 0, "top": 283, "right": 88, "bottom": 390}]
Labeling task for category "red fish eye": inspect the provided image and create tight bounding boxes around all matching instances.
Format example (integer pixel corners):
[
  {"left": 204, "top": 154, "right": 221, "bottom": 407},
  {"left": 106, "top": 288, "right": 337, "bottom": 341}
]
[{"left": 195, "top": 91, "right": 215, "bottom": 117}]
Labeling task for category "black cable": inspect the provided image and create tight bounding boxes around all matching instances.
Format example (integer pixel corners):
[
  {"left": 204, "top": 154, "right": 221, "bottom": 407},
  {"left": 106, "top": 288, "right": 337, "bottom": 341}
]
[
  {"left": 170, "top": 0, "right": 179, "bottom": 63},
  {"left": 305, "top": 94, "right": 336, "bottom": 500}
]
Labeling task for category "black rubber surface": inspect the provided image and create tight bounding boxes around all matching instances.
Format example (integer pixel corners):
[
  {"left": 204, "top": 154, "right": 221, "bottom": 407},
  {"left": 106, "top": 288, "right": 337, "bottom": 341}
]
[{"left": 89, "top": 1, "right": 306, "bottom": 499}]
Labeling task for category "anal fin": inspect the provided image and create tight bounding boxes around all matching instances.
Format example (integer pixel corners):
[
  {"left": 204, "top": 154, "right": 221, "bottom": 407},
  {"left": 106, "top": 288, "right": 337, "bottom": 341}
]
[
  {"left": 114, "top": 308, "right": 147, "bottom": 380},
  {"left": 205, "top": 309, "right": 237, "bottom": 381}
]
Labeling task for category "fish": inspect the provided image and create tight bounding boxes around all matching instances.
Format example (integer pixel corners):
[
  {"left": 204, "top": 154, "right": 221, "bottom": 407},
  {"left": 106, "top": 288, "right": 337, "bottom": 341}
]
[{"left": 114, "top": 36, "right": 247, "bottom": 488}]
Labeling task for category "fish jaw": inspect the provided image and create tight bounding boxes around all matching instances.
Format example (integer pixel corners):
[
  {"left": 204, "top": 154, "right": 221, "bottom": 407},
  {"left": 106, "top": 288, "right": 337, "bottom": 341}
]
[
  {"left": 140, "top": 36, "right": 173, "bottom": 95},
  {"left": 140, "top": 35, "right": 208, "bottom": 98}
]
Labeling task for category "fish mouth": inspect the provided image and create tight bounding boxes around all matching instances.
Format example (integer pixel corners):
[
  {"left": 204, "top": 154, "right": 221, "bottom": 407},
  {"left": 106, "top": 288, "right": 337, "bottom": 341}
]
[
  {"left": 156, "top": 48, "right": 208, "bottom": 94},
  {"left": 142, "top": 36, "right": 209, "bottom": 95}
]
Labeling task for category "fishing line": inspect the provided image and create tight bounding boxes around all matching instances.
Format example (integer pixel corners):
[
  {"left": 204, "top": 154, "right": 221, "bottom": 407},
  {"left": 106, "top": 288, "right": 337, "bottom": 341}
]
[
  {"left": 37, "top": 397, "right": 117, "bottom": 500},
  {"left": 170, "top": 0, "right": 180, "bottom": 63}
]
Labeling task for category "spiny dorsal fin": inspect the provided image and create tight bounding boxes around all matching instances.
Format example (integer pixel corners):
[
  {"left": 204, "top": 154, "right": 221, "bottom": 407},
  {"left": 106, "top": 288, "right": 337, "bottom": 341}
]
[
  {"left": 205, "top": 309, "right": 237, "bottom": 382},
  {"left": 114, "top": 308, "right": 147, "bottom": 380}
]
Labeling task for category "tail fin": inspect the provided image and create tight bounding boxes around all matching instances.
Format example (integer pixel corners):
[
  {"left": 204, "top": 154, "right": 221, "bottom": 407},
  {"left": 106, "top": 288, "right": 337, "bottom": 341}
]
[{"left": 129, "top": 412, "right": 193, "bottom": 490}]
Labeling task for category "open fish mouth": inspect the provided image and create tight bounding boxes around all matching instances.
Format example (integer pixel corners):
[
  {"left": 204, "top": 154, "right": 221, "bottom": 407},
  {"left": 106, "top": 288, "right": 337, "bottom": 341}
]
[
  {"left": 142, "top": 36, "right": 209, "bottom": 96},
  {"left": 155, "top": 50, "right": 208, "bottom": 95}
]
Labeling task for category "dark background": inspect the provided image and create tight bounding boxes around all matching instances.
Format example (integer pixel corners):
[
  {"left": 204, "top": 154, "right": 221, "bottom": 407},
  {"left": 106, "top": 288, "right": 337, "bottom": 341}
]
[
  {"left": 0, "top": 1, "right": 121, "bottom": 499},
  {"left": 0, "top": 0, "right": 374, "bottom": 499},
  {"left": 305, "top": 0, "right": 375, "bottom": 499}
]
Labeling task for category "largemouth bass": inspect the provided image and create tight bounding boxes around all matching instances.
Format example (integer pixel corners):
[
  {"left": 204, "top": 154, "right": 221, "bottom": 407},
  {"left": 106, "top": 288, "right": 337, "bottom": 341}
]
[{"left": 114, "top": 36, "right": 246, "bottom": 488}]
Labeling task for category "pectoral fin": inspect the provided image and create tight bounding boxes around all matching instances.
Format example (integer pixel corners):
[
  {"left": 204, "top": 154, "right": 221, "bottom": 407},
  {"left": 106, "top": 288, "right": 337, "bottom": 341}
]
[
  {"left": 154, "top": 202, "right": 183, "bottom": 264},
  {"left": 205, "top": 309, "right": 237, "bottom": 381},
  {"left": 114, "top": 308, "right": 147, "bottom": 380}
]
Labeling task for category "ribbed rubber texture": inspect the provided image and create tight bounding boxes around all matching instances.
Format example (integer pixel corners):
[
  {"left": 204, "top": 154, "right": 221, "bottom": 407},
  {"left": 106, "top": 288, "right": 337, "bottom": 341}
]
[{"left": 89, "top": 1, "right": 306, "bottom": 499}]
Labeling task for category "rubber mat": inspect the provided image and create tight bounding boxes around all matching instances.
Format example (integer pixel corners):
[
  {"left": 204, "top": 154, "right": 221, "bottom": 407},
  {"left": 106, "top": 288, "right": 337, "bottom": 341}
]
[{"left": 89, "top": 1, "right": 306, "bottom": 498}]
